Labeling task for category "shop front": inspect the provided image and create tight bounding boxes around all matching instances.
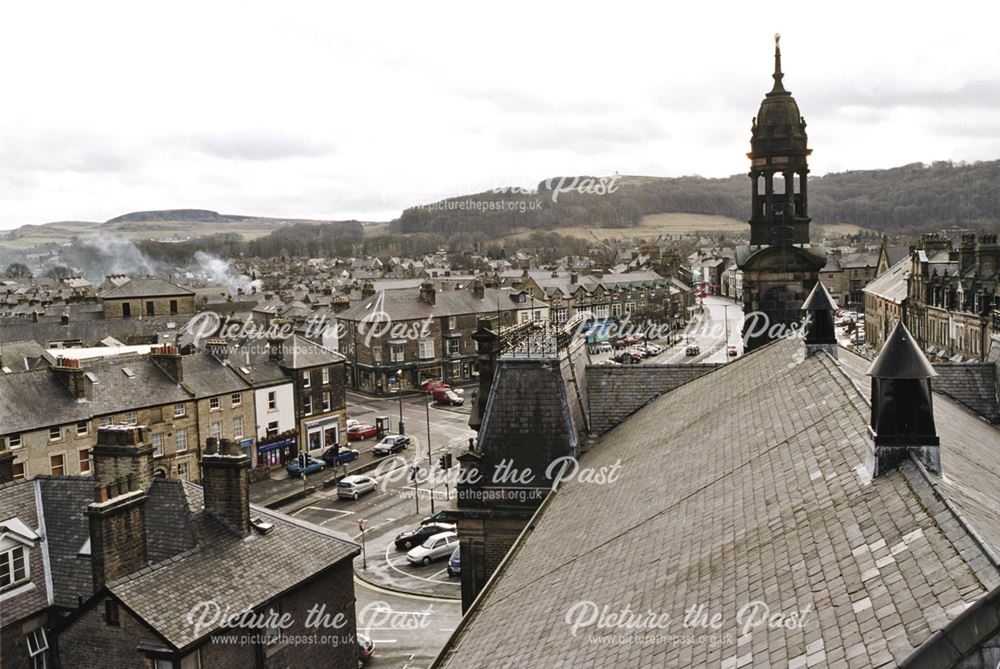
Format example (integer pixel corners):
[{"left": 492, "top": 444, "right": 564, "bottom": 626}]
[
  {"left": 257, "top": 435, "right": 295, "bottom": 468},
  {"left": 305, "top": 416, "right": 341, "bottom": 456}
]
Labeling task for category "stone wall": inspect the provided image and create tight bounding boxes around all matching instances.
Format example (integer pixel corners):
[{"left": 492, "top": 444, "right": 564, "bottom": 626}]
[{"left": 587, "top": 364, "right": 723, "bottom": 434}]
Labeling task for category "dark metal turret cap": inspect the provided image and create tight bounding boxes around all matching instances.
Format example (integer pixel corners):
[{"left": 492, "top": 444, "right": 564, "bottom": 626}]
[
  {"left": 866, "top": 322, "right": 937, "bottom": 379},
  {"left": 802, "top": 280, "right": 837, "bottom": 311}
]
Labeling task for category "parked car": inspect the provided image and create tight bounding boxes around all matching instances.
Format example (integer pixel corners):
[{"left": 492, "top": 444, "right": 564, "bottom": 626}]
[
  {"left": 644, "top": 344, "right": 663, "bottom": 356},
  {"left": 373, "top": 434, "right": 409, "bottom": 456},
  {"left": 321, "top": 446, "right": 360, "bottom": 466},
  {"left": 433, "top": 388, "right": 465, "bottom": 405},
  {"left": 420, "top": 379, "right": 450, "bottom": 393},
  {"left": 727, "top": 345, "right": 739, "bottom": 357},
  {"left": 447, "top": 546, "right": 461, "bottom": 577},
  {"left": 346, "top": 418, "right": 360, "bottom": 429},
  {"left": 406, "top": 531, "right": 459, "bottom": 566},
  {"left": 347, "top": 423, "right": 378, "bottom": 440},
  {"left": 685, "top": 345, "right": 701, "bottom": 356},
  {"left": 357, "top": 632, "right": 375, "bottom": 664},
  {"left": 336, "top": 475, "right": 378, "bottom": 500},
  {"left": 286, "top": 456, "right": 325, "bottom": 478},
  {"left": 421, "top": 510, "right": 462, "bottom": 525},
  {"left": 395, "top": 523, "right": 456, "bottom": 550}
]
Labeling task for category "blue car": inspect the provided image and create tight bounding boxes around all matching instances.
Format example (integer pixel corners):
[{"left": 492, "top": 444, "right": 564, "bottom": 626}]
[
  {"left": 322, "top": 447, "right": 360, "bottom": 467},
  {"left": 447, "top": 546, "right": 461, "bottom": 577},
  {"left": 286, "top": 456, "right": 325, "bottom": 478}
]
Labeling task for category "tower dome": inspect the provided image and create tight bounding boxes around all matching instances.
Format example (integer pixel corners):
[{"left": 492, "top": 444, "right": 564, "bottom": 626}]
[{"left": 751, "top": 34, "right": 808, "bottom": 158}]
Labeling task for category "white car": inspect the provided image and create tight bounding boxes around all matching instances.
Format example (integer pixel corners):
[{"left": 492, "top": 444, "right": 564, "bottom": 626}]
[
  {"left": 336, "top": 475, "right": 378, "bottom": 500},
  {"left": 346, "top": 418, "right": 360, "bottom": 429},
  {"left": 406, "top": 531, "right": 458, "bottom": 566}
]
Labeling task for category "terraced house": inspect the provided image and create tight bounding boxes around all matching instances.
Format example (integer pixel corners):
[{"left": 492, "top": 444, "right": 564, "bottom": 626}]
[{"left": 99, "top": 278, "right": 196, "bottom": 319}]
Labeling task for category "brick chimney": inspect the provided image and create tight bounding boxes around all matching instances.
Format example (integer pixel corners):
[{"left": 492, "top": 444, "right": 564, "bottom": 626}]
[
  {"left": 866, "top": 322, "right": 940, "bottom": 477},
  {"left": 201, "top": 437, "right": 251, "bottom": 535},
  {"left": 150, "top": 344, "right": 183, "bottom": 383},
  {"left": 53, "top": 356, "right": 86, "bottom": 399},
  {"left": 87, "top": 425, "right": 153, "bottom": 589},
  {"left": 802, "top": 280, "right": 837, "bottom": 359},
  {"left": 420, "top": 281, "right": 437, "bottom": 305},
  {"left": 0, "top": 436, "right": 14, "bottom": 484}
]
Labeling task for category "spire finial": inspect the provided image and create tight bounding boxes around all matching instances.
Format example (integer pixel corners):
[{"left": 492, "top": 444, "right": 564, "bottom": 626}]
[{"left": 771, "top": 33, "right": 786, "bottom": 93}]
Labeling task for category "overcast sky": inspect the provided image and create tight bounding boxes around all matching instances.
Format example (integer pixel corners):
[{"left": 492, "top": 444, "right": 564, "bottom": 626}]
[{"left": 2, "top": 2, "right": 999, "bottom": 229}]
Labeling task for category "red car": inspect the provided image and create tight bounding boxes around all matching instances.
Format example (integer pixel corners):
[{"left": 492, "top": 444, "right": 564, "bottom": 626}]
[
  {"left": 421, "top": 379, "right": 451, "bottom": 394},
  {"left": 347, "top": 424, "right": 378, "bottom": 441}
]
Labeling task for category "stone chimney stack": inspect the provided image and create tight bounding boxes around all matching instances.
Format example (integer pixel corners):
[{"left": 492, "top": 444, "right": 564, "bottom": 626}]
[
  {"left": 420, "top": 281, "right": 437, "bottom": 306},
  {"left": 332, "top": 295, "right": 350, "bottom": 313},
  {"left": 570, "top": 272, "right": 578, "bottom": 285},
  {"left": 87, "top": 425, "right": 153, "bottom": 590},
  {"left": 268, "top": 336, "right": 285, "bottom": 362},
  {"left": 0, "top": 436, "right": 15, "bottom": 484},
  {"left": 361, "top": 281, "right": 376, "bottom": 298},
  {"left": 53, "top": 356, "right": 86, "bottom": 399},
  {"left": 206, "top": 337, "right": 229, "bottom": 363},
  {"left": 866, "top": 322, "right": 940, "bottom": 477},
  {"left": 201, "top": 437, "right": 251, "bottom": 535},
  {"left": 472, "top": 276, "right": 485, "bottom": 300},
  {"left": 801, "top": 280, "right": 838, "bottom": 359},
  {"left": 469, "top": 318, "right": 500, "bottom": 432},
  {"left": 150, "top": 344, "right": 183, "bottom": 383},
  {"left": 975, "top": 234, "right": 1000, "bottom": 279}
]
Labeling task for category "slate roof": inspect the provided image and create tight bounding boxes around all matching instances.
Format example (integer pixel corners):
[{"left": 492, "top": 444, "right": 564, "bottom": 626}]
[
  {"left": 0, "top": 339, "right": 48, "bottom": 372},
  {"left": 337, "top": 287, "right": 529, "bottom": 322},
  {"left": 107, "top": 480, "right": 359, "bottom": 649},
  {"left": 179, "top": 351, "right": 251, "bottom": 398},
  {"left": 37, "top": 477, "right": 96, "bottom": 609},
  {"left": 99, "top": 279, "right": 194, "bottom": 299},
  {"left": 0, "top": 480, "right": 49, "bottom": 627},
  {"left": 0, "top": 313, "right": 190, "bottom": 347},
  {"left": 438, "top": 337, "right": 1000, "bottom": 668},
  {"left": 277, "top": 334, "right": 345, "bottom": 370},
  {"left": 864, "top": 257, "right": 911, "bottom": 304}
]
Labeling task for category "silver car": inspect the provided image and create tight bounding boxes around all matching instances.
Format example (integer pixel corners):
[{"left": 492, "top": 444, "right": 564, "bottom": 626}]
[
  {"left": 406, "top": 531, "right": 458, "bottom": 566},
  {"left": 337, "top": 475, "right": 378, "bottom": 500}
]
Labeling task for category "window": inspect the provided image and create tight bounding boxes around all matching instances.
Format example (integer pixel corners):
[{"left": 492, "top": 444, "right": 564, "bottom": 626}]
[
  {"left": 209, "top": 397, "right": 220, "bottom": 411},
  {"left": 390, "top": 344, "right": 405, "bottom": 363},
  {"left": 122, "top": 303, "right": 131, "bottom": 318},
  {"left": 263, "top": 604, "right": 283, "bottom": 646},
  {"left": 176, "top": 428, "right": 188, "bottom": 453},
  {"left": 78, "top": 449, "right": 91, "bottom": 474},
  {"left": 231, "top": 392, "right": 242, "bottom": 407},
  {"left": 169, "top": 299, "right": 178, "bottom": 316},
  {"left": 418, "top": 339, "right": 434, "bottom": 359},
  {"left": 152, "top": 433, "right": 164, "bottom": 458},
  {"left": 49, "top": 426, "right": 61, "bottom": 441},
  {"left": 177, "top": 462, "right": 189, "bottom": 480},
  {"left": 174, "top": 403, "right": 186, "bottom": 417},
  {"left": 611, "top": 303, "right": 622, "bottom": 318},
  {"left": 99, "top": 416, "right": 112, "bottom": 427},
  {"left": 233, "top": 416, "right": 244, "bottom": 439},
  {"left": 373, "top": 347, "right": 382, "bottom": 363},
  {"left": 10, "top": 433, "right": 22, "bottom": 449},
  {"left": 210, "top": 422, "right": 222, "bottom": 440},
  {"left": 122, "top": 412, "right": 137, "bottom": 425},
  {"left": 321, "top": 367, "right": 329, "bottom": 385},
  {"left": 50, "top": 454, "right": 64, "bottom": 476},
  {"left": 302, "top": 371, "right": 311, "bottom": 388},
  {"left": 156, "top": 652, "right": 201, "bottom": 669},
  {"left": 446, "top": 338, "right": 460, "bottom": 356},
  {"left": 0, "top": 545, "right": 28, "bottom": 588},
  {"left": 322, "top": 393, "right": 331, "bottom": 413},
  {"left": 104, "top": 598, "right": 120, "bottom": 626},
  {"left": 447, "top": 316, "right": 457, "bottom": 330},
  {"left": 12, "top": 463, "right": 25, "bottom": 481},
  {"left": 146, "top": 300, "right": 155, "bottom": 316},
  {"left": 76, "top": 421, "right": 89, "bottom": 436},
  {"left": 267, "top": 391, "right": 277, "bottom": 411},
  {"left": 303, "top": 396, "right": 313, "bottom": 416},
  {"left": 266, "top": 421, "right": 279, "bottom": 438},
  {"left": 26, "top": 627, "right": 48, "bottom": 668}
]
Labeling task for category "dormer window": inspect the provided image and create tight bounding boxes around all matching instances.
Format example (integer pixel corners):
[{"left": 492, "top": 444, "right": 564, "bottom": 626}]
[{"left": 0, "top": 545, "right": 28, "bottom": 588}]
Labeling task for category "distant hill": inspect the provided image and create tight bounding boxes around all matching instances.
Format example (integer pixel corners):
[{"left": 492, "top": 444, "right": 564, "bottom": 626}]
[
  {"left": 394, "top": 160, "right": 1000, "bottom": 238},
  {"left": 103, "top": 209, "right": 241, "bottom": 225}
]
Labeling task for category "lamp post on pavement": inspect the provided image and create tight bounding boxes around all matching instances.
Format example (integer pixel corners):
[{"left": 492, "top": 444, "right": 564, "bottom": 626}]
[
  {"left": 396, "top": 368, "right": 405, "bottom": 435},
  {"left": 425, "top": 390, "right": 435, "bottom": 514}
]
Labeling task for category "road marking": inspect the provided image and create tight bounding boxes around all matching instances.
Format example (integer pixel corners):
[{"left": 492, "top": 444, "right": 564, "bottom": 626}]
[
  {"left": 383, "top": 543, "right": 456, "bottom": 585},
  {"left": 353, "top": 576, "right": 455, "bottom": 602}
]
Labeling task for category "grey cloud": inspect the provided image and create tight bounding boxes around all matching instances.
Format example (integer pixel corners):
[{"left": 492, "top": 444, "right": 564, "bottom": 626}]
[
  {"left": 499, "top": 116, "right": 667, "bottom": 154},
  {"left": 0, "top": 131, "right": 137, "bottom": 173},
  {"left": 189, "top": 132, "right": 335, "bottom": 161}
]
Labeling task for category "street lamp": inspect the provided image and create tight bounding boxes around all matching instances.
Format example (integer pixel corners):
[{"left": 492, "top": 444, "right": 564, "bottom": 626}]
[
  {"left": 397, "top": 368, "right": 405, "bottom": 435},
  {"left": 425, "top": 389, "right": 434, "bottom": 514}
]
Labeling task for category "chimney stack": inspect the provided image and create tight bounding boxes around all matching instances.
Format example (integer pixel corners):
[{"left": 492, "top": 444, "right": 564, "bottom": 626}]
[
  {"left": 420, "top": 281, "right": 437, "bottom": 305},
  {"left": 570, "top": 272, "right": 578, "bottom": 285},
  {"left": 201, "top": 437, "right": 251, "bottom": 535},
  {"left": 801, "top": 280, "right": 838, "bottom": 359},
  {"left": 361, "top": 281, "right": 376, "bottom": 298},
  {"left": 206, "top": 337, "right": 229, "bottom": 363},
  {"left": 150, "top": 344, "right": 183, "bottom": 383},
  {"left": 469, "top": 318, "right": 500, "bottom": 432},
  {"left": 472, "top": 276, "right": 485, "bottom": 300},
  {"left": 268, "top": 336, "right": 285, "bottom": 362},
  {"left": 61, "top": 312, "right": 70, "bottom": 325},
  {"left": 866, "top": 323, "right": 940, "bottom": 476},
  {"left": 87, "top": 425, "right": 153, "bottom": 589},
  {"left": 975, "top": 234, "right": 1000, "bottom": 279},
  {"left": 53, "top": 356, "right": 86, "bottom": 399}
]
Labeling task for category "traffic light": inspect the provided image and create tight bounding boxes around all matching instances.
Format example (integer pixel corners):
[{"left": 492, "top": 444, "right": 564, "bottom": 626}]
[{"left": 439, "top": 453, "right": 453, "bottom": 470}]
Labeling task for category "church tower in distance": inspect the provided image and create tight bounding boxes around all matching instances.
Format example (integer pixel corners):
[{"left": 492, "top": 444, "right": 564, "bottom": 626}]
[{"left": 737, "top": 34, "right": 827, "bottom": 351}]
